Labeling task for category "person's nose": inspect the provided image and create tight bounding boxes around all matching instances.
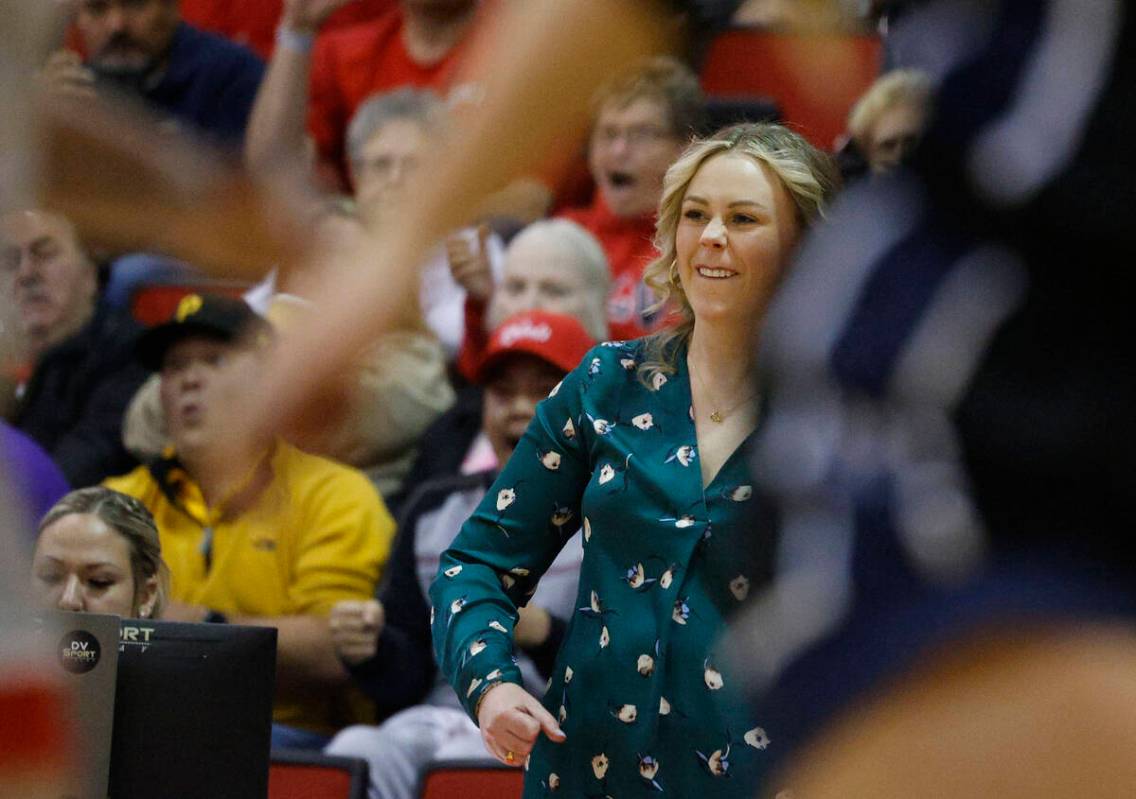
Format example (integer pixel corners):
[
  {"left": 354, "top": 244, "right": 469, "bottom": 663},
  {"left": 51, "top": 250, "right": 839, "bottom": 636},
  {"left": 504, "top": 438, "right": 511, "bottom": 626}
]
[
  {"left": 608, "top": 135, "right": 631, "bottom": 159},
  {"left": 509, "top": 393, "right": 538, "bottom": 420},
  {"left": 175, "top": 361, "right": 207, "bottom": 392},
  {"left": 105, "top": 5, "right": 128, "bottom": 35},
  {"left": 58, "top": 575, "right": 85, "bottom": 612},
  {"left": 15, "top": 251, "right": 40, "bottom": 286},
  {"left": 700, "top": 216, "right": 727, "bottom": 249}
]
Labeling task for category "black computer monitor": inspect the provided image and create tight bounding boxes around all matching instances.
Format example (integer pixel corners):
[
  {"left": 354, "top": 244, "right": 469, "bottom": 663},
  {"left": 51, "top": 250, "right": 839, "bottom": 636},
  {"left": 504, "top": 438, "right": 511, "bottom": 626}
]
[{"left": 110, "top": 619, "right": 277, "bottom": 799}]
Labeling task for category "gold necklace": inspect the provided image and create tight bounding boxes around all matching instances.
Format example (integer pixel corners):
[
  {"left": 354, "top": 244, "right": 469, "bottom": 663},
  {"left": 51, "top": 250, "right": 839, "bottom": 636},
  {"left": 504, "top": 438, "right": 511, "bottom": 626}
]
[{"left": 690, "top": 360, "right": 758, "bottom": 423}]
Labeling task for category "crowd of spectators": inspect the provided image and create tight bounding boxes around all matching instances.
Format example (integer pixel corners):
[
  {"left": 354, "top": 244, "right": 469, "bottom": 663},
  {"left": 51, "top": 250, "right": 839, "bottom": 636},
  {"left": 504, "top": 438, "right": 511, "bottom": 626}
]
[{"left": 4, "top": 0, "right": 963, "bottom": 795}]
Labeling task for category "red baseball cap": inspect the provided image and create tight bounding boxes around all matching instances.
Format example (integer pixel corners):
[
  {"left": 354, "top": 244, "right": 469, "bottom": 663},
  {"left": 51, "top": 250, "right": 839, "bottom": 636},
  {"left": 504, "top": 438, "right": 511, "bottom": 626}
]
[{"left": 475, "top": 310, "right": 597, "bottom": 384}]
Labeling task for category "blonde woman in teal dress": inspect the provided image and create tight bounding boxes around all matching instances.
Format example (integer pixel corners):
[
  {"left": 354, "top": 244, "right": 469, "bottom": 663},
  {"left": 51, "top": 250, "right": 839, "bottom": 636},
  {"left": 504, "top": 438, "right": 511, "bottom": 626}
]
[{"left": 430, "top": 123, "right": 839, "bottom": 797}]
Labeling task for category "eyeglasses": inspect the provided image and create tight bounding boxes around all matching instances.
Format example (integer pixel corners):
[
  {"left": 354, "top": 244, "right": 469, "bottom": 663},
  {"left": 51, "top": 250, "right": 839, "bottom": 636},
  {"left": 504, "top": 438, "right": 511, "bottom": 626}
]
[
  {"left": 592, "top": 124, "right": 674, "bottom": 147},
  {"left": 351, "top": 154, "right": 421, "bottom": 182}
]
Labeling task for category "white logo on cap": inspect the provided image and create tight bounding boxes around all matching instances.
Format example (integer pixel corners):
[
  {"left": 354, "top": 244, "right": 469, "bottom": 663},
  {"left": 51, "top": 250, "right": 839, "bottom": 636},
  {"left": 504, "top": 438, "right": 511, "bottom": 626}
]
[{"left": 499, "top": 321, "right": 552, "bottom": 348}]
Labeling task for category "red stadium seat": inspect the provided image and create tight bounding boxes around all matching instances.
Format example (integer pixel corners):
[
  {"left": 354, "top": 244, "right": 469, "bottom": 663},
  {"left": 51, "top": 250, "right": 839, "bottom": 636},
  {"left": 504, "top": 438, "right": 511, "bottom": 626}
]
[
  {"left": 419, "top": 759, "right": 523, "bottom": 799},
  {"left": 129, "top": 281, "right": 252, "bottom": 327},
  {"left": 268, "top": 749, "right": 369, "bottom": 799},
  {"left": 700, "top": 26, "right": 882, "bottom": 149}
]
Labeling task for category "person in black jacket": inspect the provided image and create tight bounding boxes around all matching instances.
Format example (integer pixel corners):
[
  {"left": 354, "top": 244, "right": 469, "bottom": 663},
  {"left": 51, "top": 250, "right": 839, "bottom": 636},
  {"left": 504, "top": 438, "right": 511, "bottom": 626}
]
[{"left": 1, "top": 209, "right": 148, "bottom": 487}]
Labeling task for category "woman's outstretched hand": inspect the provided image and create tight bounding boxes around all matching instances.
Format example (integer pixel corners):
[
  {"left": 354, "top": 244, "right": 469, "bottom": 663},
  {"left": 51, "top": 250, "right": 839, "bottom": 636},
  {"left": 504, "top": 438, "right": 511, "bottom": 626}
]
[{"left": 477, "top": 681, "right": 566, "bottom": 767}]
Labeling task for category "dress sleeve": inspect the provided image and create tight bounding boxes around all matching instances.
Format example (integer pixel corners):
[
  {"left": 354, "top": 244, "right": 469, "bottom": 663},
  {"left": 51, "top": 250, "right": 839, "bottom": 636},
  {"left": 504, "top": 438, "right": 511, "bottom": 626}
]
[{"left": 429, "top": 347, "right": 598, "bottom": 721}]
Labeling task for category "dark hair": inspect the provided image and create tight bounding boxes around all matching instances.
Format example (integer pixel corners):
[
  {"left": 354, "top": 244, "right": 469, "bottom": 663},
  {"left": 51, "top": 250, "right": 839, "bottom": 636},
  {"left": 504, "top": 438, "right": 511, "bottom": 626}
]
[{"left": 39, "top": 487, "right": 169, "bottom": 616}]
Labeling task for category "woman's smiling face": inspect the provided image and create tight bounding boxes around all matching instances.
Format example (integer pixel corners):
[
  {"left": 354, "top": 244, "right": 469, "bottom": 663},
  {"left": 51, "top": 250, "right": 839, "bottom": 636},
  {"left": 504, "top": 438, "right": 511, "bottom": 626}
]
[{"left": 675, "top": 152, "right": 801, "bottom": 325}]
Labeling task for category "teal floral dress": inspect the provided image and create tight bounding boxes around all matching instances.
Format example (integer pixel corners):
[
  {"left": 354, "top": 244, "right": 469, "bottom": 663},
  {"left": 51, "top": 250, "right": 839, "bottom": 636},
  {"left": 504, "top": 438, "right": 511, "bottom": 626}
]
[{"left": 430, "top": 339, "right": 775, "bottom": 797}]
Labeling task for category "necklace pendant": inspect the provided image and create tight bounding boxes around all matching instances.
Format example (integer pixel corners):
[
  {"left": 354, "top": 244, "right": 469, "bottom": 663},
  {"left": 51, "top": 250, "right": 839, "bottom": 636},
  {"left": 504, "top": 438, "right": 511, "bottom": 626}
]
[{"left": 710, "top": 410, "right": 724, "bottom": 423}]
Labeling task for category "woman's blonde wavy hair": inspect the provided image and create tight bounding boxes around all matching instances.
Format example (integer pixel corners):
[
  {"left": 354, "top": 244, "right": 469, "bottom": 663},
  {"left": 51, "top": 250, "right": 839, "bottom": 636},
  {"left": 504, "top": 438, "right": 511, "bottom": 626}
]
[{"left": 638, "top": 122, "right": 840, "bottom": 387}]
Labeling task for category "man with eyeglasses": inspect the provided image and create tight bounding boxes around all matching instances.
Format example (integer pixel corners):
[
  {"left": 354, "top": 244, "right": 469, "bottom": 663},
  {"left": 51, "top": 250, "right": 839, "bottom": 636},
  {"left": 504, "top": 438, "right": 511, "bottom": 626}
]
[{"left": 560, "top": 56, "right": 705, "bottom": 340}]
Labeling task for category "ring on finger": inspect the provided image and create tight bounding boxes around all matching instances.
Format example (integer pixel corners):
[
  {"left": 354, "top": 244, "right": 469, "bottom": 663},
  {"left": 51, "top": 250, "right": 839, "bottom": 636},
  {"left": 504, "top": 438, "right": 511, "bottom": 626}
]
[{"left": 505, "top": 750, "right": 515, "bottom": 764}]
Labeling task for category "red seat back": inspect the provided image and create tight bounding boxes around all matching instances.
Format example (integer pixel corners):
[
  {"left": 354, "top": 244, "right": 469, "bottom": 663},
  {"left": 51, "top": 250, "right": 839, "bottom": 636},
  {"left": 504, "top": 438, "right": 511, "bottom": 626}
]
[
  {"left": 701, "top": 27, "right": 882, "bottom": 149},
  {"left": 268, "top": 749, "right": 368, "bottom": 799},
  {"left": 419, "top": 760, "right": 523, "bottom": 799}
]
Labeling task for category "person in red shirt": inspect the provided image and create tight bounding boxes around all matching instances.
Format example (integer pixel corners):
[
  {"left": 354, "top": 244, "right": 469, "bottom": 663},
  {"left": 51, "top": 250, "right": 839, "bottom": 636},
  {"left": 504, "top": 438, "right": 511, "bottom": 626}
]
[
  {"left": 178, "top": 0, "right": 394, "bottom": 60},
  {"left": 245, "top": 0, "right": 487, "bottom": 187},
  {"left": 559, "top": 56, "right": 705, "bottom": 341},
  {"left": 448, "top": 57, "right": 706, "bottom": 343}
]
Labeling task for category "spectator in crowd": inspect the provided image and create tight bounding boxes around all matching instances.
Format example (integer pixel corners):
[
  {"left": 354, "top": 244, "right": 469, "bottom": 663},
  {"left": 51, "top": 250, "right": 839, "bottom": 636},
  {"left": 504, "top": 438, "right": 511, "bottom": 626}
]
[
  {"left": 325, "top": 310, "right": 595, "bottom": 799},
  {"left": 245, "top": 0, "right": 487, "bottom": 186},
  {"left": 32, "top": 486, "right": 168, "bottom": 619},
  {"left": 120, "top": 207, "right": 456, "bottom": 501},
  {"left": 0, "top": 209, "right": 148, "bottom": 487},
  {"left": 105, "top": 294, "right": 394, "bottom": 748},
  {"left": 345, "top": 87, "right": 507, "bottom": 356},
  {"left": 178, "top": 0, "right": 395, "bottom": 60},
  {"left": 43, "top": 0, "right": 265, "bottom": 145},
  {"left": 450, "top": 218, "right": 609, "bottom": 381},
  {"left": 1, "top": 421, "right": 70, "bottom": 541},
  {"left": 845, "top": 68, "right": 932, "bottom": 174},
  {"left": 392, "top": 221, "right": 609, "bottom": 516},
  {"left": 558, "top": 55, "right": 705, "bottom": 341}
]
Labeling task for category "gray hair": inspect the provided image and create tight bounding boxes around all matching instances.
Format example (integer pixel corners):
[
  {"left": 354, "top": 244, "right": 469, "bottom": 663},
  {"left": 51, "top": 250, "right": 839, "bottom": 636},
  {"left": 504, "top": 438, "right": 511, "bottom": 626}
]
[
  {"left": 489, "top": 219, "right": 611, "bottom": 341},
  {"left": 345, "top": 87, "right": 446, "bottom": 166}
]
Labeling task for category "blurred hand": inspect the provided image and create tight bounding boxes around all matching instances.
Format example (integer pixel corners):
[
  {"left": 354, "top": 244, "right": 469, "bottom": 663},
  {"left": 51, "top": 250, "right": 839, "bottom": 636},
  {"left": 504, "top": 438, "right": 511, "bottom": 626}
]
[
  {"left": 445, "top": 225, "right": 493, "bottom": 304},
  {"left": 39, "top": 50, "right": 97, "bottom": 101},
  {"left": 514, "top": 604, "right": 552, "bottom": 650},
  {"left": 329, "top": 598, "right": 384, "bottom": 665},
  {"left": 477, "top": 682, "right": 565, "bottom": 766},
  {"left": 281, "top": 0, "right": 357, "bottom": 34}
]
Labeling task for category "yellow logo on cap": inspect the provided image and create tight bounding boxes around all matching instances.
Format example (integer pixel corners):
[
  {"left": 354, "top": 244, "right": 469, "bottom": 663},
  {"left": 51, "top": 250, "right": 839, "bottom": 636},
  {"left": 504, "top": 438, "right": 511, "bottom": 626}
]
[{"left": 175, "top": 294, "right": 204, "bottom": 322}]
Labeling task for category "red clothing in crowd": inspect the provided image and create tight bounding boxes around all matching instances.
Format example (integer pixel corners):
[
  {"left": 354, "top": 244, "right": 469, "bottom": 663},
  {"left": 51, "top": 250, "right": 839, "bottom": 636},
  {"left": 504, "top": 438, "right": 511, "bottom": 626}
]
[
  {"left": 455, "top": 295, "right": 491, "bottom": 383},
  {"left": 307, "top": 3, "right": 488, "bottom": 182},
  {"left": 453, "top": 195, "right": 663, "bottom": 382},
  {"left": 179, "top": 0, "right": 396, "bottom": 59},
  {"left": 560, "top": 195, "right": 661, "bottom": 342}
]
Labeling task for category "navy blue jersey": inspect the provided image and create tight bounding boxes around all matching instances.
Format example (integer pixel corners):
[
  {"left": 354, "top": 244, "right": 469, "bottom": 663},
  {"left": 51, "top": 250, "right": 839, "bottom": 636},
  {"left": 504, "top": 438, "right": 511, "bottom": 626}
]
[{"left": 740, "top": 0, "right": 1136, "bottom": 767}]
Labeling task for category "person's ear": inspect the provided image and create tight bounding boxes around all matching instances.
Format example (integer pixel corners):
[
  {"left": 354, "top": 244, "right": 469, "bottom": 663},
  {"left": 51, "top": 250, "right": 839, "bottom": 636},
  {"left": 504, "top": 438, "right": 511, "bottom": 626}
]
[{"left": 136, "top": 574, "right": 160, "bottom": 619}]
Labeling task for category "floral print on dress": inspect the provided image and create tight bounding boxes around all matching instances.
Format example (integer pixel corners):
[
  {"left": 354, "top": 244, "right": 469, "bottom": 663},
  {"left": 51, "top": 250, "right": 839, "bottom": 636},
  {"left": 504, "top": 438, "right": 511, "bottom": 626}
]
[
  {"left": 639, "top": 754, "right": 663, "bottom": 792},
  {"left": 664, "top": 445, "right": 696, "bottom": 467},
  {"left": 430, "top": 340, "right": 771, "bottom": 798}
]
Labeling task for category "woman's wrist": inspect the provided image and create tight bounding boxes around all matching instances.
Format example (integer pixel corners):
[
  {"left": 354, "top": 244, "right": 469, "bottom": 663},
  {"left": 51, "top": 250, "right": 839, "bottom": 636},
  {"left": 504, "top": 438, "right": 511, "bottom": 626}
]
[{"left": 473, "top": 679, "right": 505, "bottom": 720}]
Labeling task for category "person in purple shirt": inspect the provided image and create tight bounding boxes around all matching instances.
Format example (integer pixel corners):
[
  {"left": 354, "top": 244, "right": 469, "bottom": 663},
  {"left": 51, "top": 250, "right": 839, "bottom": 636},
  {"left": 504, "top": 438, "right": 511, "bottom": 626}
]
[{"left": 1, "top": 421, "right": 70, "bottom": 542}]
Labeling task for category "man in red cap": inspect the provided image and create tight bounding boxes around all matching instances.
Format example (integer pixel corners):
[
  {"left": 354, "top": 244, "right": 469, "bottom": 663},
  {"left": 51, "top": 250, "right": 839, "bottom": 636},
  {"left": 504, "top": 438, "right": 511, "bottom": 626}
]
[{"left": 324, "top": 309, "right": 594, "bottom": 799}]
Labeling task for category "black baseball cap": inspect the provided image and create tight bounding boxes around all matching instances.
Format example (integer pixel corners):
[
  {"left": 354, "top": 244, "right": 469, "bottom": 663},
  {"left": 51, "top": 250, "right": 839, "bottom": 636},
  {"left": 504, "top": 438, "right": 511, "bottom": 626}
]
[{"left": 136, "top": 293, "right": 272, "bottom": 371}]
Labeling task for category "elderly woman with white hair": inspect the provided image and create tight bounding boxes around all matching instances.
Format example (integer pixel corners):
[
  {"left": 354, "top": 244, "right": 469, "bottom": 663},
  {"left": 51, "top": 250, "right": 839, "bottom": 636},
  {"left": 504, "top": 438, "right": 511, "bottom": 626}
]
[{"left": 450, "top": 217, "right": 611, "bottom": 381}]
